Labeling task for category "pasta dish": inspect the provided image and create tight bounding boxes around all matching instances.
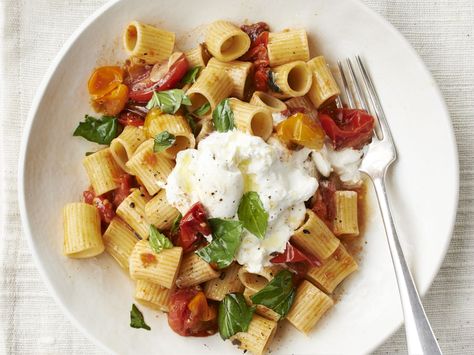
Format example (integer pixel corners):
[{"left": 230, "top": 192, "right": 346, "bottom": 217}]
[{"left": 62, "top": 19, "right": 375, "bottom": 354}]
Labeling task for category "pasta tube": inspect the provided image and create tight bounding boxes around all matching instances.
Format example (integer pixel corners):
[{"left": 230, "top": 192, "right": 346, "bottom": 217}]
[
  {"left": 82, "top": 148, "right": 123, "bottom": 195},
  {"left": 228, "top": 98, "right": 273, "bottom": 141},
  {"left": 186, "top": 66, "right": 233, "bottom": 114},
  {"left": 286, "top": 280, "right": 334, "bottom": 334},
  {"left": 238, "top": 265, "right": 282, "bottom": 292},
  {"left": 185, "top": 43, "right": 211, "bottom": 68},
  {"left": 135, "top": 280, "right": 172, "bottom": 312},
  {"left": 110, "top": 126, "right": 147, "bottom": 172},
  {"left": 230, "top": 315, "right": 277, "bottom": 355},
  {"left": 243, "top": 287, "right": 280, "bottom": 322},
  {"left": 271, "top": 61, "right": 312, "bottom": 98},
  {"left": 195, "top": 119, "right": 214, "bottom": 145},
  {"left": 116, "top": 188, "right": 150, "bottom": 240},
  {"left": 63, "top": 203, "right": 104, "bottom": 258},
  {"left": 175, "top": 253, "right": 220, "bottom": 288},
  {"left": 205, "top": 21, "right": 251, "bottom": 62},
  {"left": 206, "top": 58, "right": 253, "bottom": 100},
  {"left": 307, "top": 56, "right": 341, "bottom": 108},
  {"left": 103, "top": 217, "right": 138, "bottom": 270},
  {"left": 250, "top": 91, "right": 287, "bottom": 113},
  {"left": 146, "top": 114, "right": 195, "bottom": 159},
  {"left": 145, "top": 189, "right": 180, "bottom": 230},
  {"left": 267, "top": 29, "right": 310, "bottom": 67},
  {"left": 125, "top": 139, "right": 175, "bottom": 196},
  {"left": 204, "top": 263, "right": 244, "bottom": 301},
  {"left": 123, "top": 21, "right": 175, "bottom": 64},
  {"left": 291, "top": 209, "right": 340, "bottom": 260},
  {"left": 333, "top": 191, "right": 359, "bottom": 236},
  {"left": 306, "top": 244, "right": 358, "bottom": 293},
  {"left": 129, "top": 240, "right": 183, "bottom": 289}
]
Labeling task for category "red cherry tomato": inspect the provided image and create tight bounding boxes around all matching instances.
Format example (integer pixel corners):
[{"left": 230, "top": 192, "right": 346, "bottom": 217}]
[
  {"left": 175, "top": 202, "right": 211, "bottom": 253},
  {"left": 167, "top": 287, "right": 217, "bottom": 337},
  {"left": 311, "top": 178, "right": 338, "bottom": 228},
  {"left": 83, "top": 189, "right": 115, "bottom": 224},
  {"left": 128, "top": 54, "right": 189, "bottom": 103},
  {"left": 319, "top": 108, "right": 375, "bottom": 150},
  {"left": 270, "top": 242, "right": 321, "bottom": 267},
  {"left": 118, "top": 111, "right": 144, "bottom": 127},
  {"left": 112, "top": 174, "right": 134, "bottom": 207}
]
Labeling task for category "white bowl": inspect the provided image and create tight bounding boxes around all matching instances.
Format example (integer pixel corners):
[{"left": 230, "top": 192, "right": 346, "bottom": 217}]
[{"left": 18, "top": 0, "right": 459, "bottom": 354}]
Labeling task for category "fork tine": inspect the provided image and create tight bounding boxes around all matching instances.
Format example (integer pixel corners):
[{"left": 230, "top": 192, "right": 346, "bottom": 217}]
[
  {"left": 356, "top": 55, "right": 394, "bottom": 142},
  {"left": 345, "top": 58, "right": 369, "bottom": 111},
  {"left": 337, "top": 60, "right": 355, "bottom": 108}
]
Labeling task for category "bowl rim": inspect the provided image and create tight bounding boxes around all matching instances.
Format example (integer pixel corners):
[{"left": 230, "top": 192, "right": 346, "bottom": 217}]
[{"left": 17, "top": 0, "right": 460, "bottom": 353}]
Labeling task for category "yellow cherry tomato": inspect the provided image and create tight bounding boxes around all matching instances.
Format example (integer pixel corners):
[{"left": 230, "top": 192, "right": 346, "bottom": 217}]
[
  {"left": 276, "top": 113, "right": 325, "bottom": 150},
  {"left": 87, "top": 66, "right": 123, "bottom": 100}
]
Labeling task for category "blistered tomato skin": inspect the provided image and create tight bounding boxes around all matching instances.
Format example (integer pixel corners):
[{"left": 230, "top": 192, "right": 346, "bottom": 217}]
[
  {"left": 276, "top": 113, "right": 325, "bottom": 150},
  {"left": 87, "top": 66, "right": 124, "bottom": 100},
  {"left": 175, "top": 202, "right": 211, "bottom": 253}
]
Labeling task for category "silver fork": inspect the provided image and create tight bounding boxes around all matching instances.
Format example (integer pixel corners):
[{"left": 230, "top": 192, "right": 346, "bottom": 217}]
[{"left": 337, "top": 56, "right": 442, "bottom": 355}]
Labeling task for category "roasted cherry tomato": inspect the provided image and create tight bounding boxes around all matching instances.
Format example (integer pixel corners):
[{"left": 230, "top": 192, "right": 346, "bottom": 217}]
[
  {"left": 128, "top": 54, "right": 189, "bottom": 103},
  {"left": 118, "top": 111, "right": 144, "bottom": 127},
  {"left": 83, "top": 189, "right": 115, "bottom": 224},
  {"left": 168, "top": 287, "right": 217, "bottom": 337},
  {"left": 93, "top": 83, "right": 129, "bottom": 116},
  {"left": 143, "top": 107, "right": 162, "bottom": 135},
  {"left": 175, "top": 202, "right": 211, "bottom": 253},
  {"left": 311, "top": 177, "right": 338, "bottom": 227},
  {"left": 319, "top": 108, "right": 375, "bottom": 150},
  {"left": 87, "top": 66, "right": 123, "bottom": 100},
  {"left": 270, "top": 242, "right": 320, "bottom": 267},
  {"left": 276, "top": 113, "right": 325, "bottom": 150},
  {"left": 112, "top": 174, "right": 134, "bottom": 207}
]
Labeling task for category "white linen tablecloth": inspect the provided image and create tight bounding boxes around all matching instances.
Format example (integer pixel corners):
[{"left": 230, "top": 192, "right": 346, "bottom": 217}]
[{"left": 1, "top": 0, "right": 473, "bottom": 353}]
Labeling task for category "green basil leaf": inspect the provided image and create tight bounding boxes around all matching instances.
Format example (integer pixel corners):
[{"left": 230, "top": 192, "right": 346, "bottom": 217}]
[
  {"left": 181, "top": 66, "right": 202, "bottom": 84},
  {"left": 212, "top": 98, "right": 234, "bottom": 132},
  {"left": 146, "top": 89, "right": 192, "bottom": 114},
  {"left": 237, "top": 191, "right": 268, "bottom": 239},
  {"left": 170, "top": 213, "right": 182, "bottom": 235},
  {"left": 268, "top": 71, "right": 282, "bottom": 93},
  {"left": 218, "top": 293, "right": 255, "bottom": 340},
  {"left": 250, "top": 269, "right": 296, "bottom": 318},
  {"left": 194, "top": 102, "right": 211, "bottom": 117},
  {"left": 148, "top": 225, "right": 173, "bottom": 253},
  {"left": 196, "top": 218, "right": 243, "bottom": 269},
  {"left": 130, "top": 304, "right": 151, "bottom": 330},
  {"left": 73, "top": 115, "right": 118, "bottom": 145},
  {"left": 153, "top": 131, "right": 176, "bottom": 153}
]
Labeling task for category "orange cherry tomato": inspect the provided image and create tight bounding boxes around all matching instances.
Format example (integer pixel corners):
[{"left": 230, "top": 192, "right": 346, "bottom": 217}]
[
  {"left": 276, "top": 113, "right": 325, "bottom": 150},
  {"left": 143, "top": 108, "right": 162, "bottom": 137},
  {"left": 93, "top": 84, "right": 129, "bottom": 116},
  {"left": 88, "top": 66, "right": 123, "bottom": 100}
]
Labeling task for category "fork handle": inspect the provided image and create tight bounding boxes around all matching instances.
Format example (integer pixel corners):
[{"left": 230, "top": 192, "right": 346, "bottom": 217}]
[{"left": 372, "top": 176, "right": 442, "bottom": 355}]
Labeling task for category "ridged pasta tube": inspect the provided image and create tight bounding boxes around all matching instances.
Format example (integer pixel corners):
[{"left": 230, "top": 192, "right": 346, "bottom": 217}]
[
  {"left": 267, "top": 29, "right": 310, "bottom": 67},
  {"left": 286, "top": 280, "right": 334, "bottom": 334},
  {"left": 135, "top": 280, "right": 172, "bottom": 312},
  {"left": 205, "top": 21, "right": 250, "bottom": 62},
  {"left": 63, "top": 203, "right": 104, "bottom": 258},
  {"left": 175, "top": 253, "right": 220, "bottom": 288},
  {"left": 82, "top": 148, "right": 123, "bottom": 195},
  {"left": 110, "top": 126, "right": 147, "bottom": 172},
  {"left": 116, "top": 188, "right": 150, "bottom": 240},
  {"left": 228, "top": 98, "right": 273, "bottom": 141},
  {"left": 243, "top": 287, "right": 281, "bottom": 322},
  {"left": 185, "top": 44, "right": 211, "bottom": 68},
  {"left": 250, "top": 91, "right": 287, "bottom": 113},
  {"left": 306, "top": 244, "right": 358, "bottom": 293},
  {"left": 206, "top": 58, "right": 253, "bottom": 100},
  {"left": 195, "top": 119, "right": 214, "bottom": 145},
  {"left": 103, "top": 217, "right": 138, "bottom": 270},
  {"left": 230, "top": 315, "right": 277, "bottom": 355},
  {"left": 204, "top": 263, "right": 244, "bottom": 301},
  {"left": 291, "top": 209, "right": 340, "bottom": 260},
  {"left": 307, "top": 56, "right": 341, "bottom": 108},
  {"left": 238, "top": 265, "right": 282, "bottom": 292},
  {"left": 271, "top": 61, "right": 312, "bottom": 98},
  {"left": 146, "top": 114, "right": 195, "bottom": 159},
  {"left": 333, "top": 191, "right": 359, "bottom": 236},
  {"left": 123, "top": 21, "right": 175, "bottom": 64},
  {"left": 145, "top": 189, "right": 180, "bottom": 230}
]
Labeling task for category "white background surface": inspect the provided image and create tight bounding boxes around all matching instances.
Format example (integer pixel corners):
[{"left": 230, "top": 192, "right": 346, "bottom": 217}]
[{"left": 0, "top": 0, "right": 473, "bottom": 354}]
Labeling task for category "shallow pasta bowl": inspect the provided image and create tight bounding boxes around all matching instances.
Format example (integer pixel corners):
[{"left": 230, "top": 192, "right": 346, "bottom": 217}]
[{"left": 18, "top": 0, "right": 458, "bottom": 354}]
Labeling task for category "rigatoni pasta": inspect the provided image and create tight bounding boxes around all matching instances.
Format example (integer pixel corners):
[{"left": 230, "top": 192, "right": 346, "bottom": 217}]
[
  {"left": 205, "top": 21, "right": 251, "bottom": 62},
  {"left": 267, "top": 29, "right": 310, "bottom": 67},
  {"left": 83, "top": 148, "right": 123, "bottom": 195},
  {"left": 204, "top": 263, "right": 244, "bottom": 301},
  {"left": 116, "top": 188, "right": 150, "bottom": 240},
  {"left": 103, "top": 217, "right": 138, "bottom": 270},
  {"left": 307, "top": 56, "right": 341, "bottom": 108},
  {"left": 110, "top": 125, "right": 147, "bottom": 172},
  {"left": 250, "top": 91, "right": 287, "bottom": 113},
  {"left": 230, "top": 315, "right": 277, "bottom": 355},
  {"left": 185, "top": 43, "right": 211, "bottom": 68},
  {"left": 206, "top": 58, "right": 253, "bottom": 100},
  {"left": 228, "top": 98, "right": 273, "bottom": 140},
  {"left": 333, "top": 190, "right": 359, "bottom": 236},
  {"left": 175, "top": 253, "right": 221, "bottom": 288},
  {"left": 271, "top": 61, "right": 312, "bottom": 98},
  {"left": 135, "top": 280, "right": 172, "bottom": 312},
  {"left": 145, "top": 189, "right": 180, "bottom": 230}
]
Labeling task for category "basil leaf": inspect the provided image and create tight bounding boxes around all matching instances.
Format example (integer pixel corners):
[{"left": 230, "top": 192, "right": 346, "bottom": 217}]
[
  {"left": 212, "top": 98, "right": 234, "bottom": 132},
  {"left": 268, "top": 71, "right": 281, "bottom": 93},
  {"left": 153, "top": 131, "right": 176, "bottom": 153},
  {"left": 237, "top": 192, "right": 268, "bottom": 239},
  {"left": 184, "top": 113, "right": 198, "bottom": 134},
  {"left": 148, "top": 225, "right": 173, "bottom": 253},
  {"left": 250, "top": 269, "right": 296, "bottom": 318},
  {"left": 181, "top": 66, "right": 202, "bottom": 84},
  {"left": 73, "top": 115, "right": 118, "bottom": 145},
  {"left": 170, "top": 213, "right": 182, "bottom": 235},
  {"left": 218, "top": 293, "right": 255, "bottom": 340},
  {"left": 194, "top": 102, "right": 211, "bottom": 117},
  {"left": 130, "top": 304, "right": 151, "bottom": 330},
  {"left": 146, "top": 89, "right": 192, "bottom": 114},
  {"left": 196, "top": 218, "right": 243, "bottom": 269}
]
